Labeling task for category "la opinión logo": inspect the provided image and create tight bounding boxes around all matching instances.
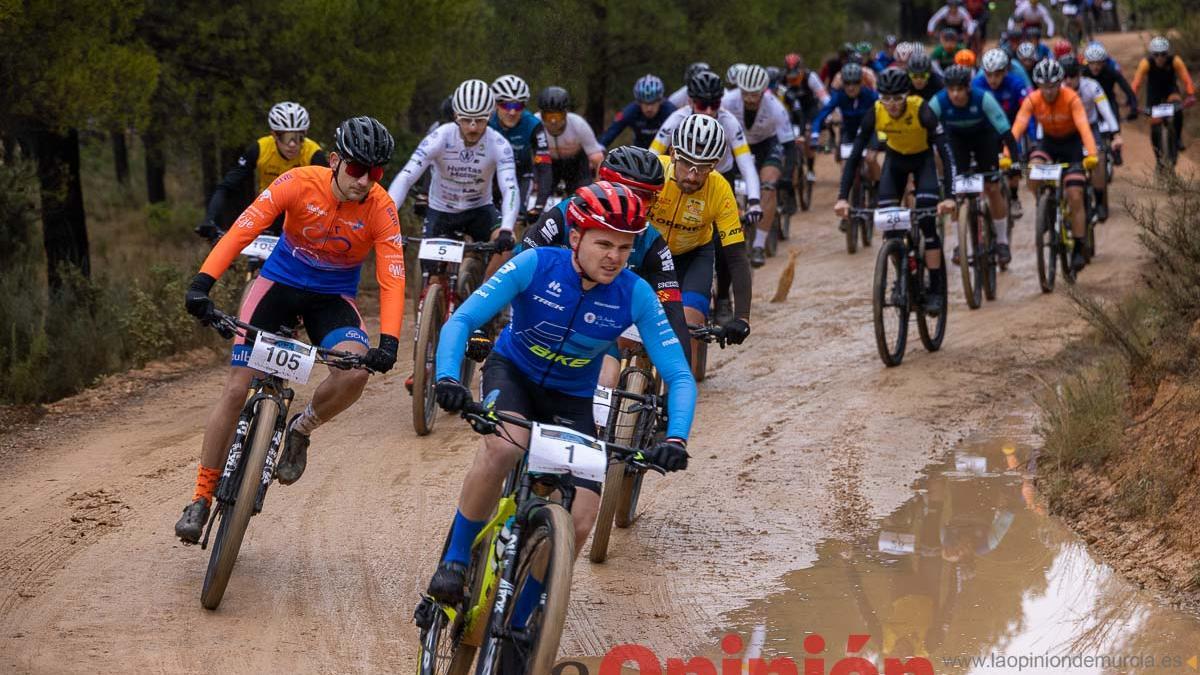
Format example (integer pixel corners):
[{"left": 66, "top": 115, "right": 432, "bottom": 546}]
[{"left": 553, "top": 633, "right": 934, "bottom": 675}]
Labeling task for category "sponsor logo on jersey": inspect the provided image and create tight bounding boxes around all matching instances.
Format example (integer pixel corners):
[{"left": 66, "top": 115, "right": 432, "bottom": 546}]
[
  {"left": 258, "top": 188, "right": 273, "bottom": 203},
  {"left": 539, "top": 220, "right": 560, "bottom": 241},
  {"left": 528, "top": 344, "right": 591, "bottom": 367},
  {"left": 533, "top": 295, "right": 565, "bottom": 311},
  {"left": 657, "top": 247, "right": 675, "bottom": 271},
  {"left": 583, "top": 311, "right": 596, "bottom": 324},
  {"left": 305, "top": 202, "right": 328, "bottom": 218},
  {"left": 547, "top": 280, "right": 562, "bottom": 297},
  {"left": 685, "top": 198, "right": 704, "bottom": 215},
  {"left": 594, "top": 301, "right": 619, "bottom": 309},
  {"left": 388, "top": 262, "right": 405, "bottom": 278}
]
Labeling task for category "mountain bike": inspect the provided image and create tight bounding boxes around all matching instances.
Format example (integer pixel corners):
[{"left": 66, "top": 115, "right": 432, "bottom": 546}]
[
  {"left": 1030, "top": 162, "right": 1093, "bottom": 291},
  {"left": 952, "top": 170, "right": 1003, "bottom": 309},
  {"left": 1145, "top": 101, "right": 1184, "bottom": 181},
  {"left": 409, "top": 236, "right": 499, "bottom": 436},
  {"left": 856, "top": 206, "right": 946, "bottom": 367},
  {"left": 589, "top": 326, "right": 668, "bottom": 563},
  {"left": 413, "top": 396, "right": 660, "bottom": 675},
  {"left": 733, "top": 176, "right": 778, "bottom": 257},
  {"left": 196, "top": 309, "right": 372, "bottom": 610}
]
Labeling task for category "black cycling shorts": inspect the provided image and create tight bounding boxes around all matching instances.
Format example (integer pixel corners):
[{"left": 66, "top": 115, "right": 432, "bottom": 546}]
[
  {"left": 948, "top": 127, "right": 1001, "bottom": 176},
  {"left": 878, "top": 149, "right": 942, "bottom": 249},
  {"left": 551, "top": 153, "right": 593, "bottom": 192},
  {"left": 231, "top": 276, "right": 368, "bottom": 368},
  {"left": 749, "top": 137, "right": 785, "bottom": 170},
  {"left": 424, "top": 205, "right": 500, "bottom": 244},
  {"left": 673, "top": 239, "right": 717, "bottom": 315},
  {"left": 480, "top": 353, "right": 602, "bottom": 494},
  {"left": 1031, "top": 133, "right": 1087, "bottom": 186}
]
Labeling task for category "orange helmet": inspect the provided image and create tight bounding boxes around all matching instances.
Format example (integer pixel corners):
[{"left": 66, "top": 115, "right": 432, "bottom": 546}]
[{"left": 954, "top": 49, "right": 977, "bottom": 67}]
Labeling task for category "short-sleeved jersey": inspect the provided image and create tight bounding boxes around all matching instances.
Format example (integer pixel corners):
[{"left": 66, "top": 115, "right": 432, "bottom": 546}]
[
  {"left": 1011, "top": 87, "right": 1097, "bottom": 157},
  {"left": 647, "top": 155, "right": 743, "bottom": 255},
  {"left": 650, "top": 107, "right": 751, "bottom": 175},
  {"left": 537, "top": 112, "right": 604, "bottom": 160},
  {"left": 720, "top": 88, "right": 796, "bottom": 145},
  {"left": 255, "top": 136, "right": 323, "bottom": 193},
  {"left": 201, "top": 166, "right": 406, "bottom": 337}
]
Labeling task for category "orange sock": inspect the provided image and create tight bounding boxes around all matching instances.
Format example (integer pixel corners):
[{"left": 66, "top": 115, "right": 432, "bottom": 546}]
[{"left": 193, "top": 465, "right": 221, "bottom": 505}]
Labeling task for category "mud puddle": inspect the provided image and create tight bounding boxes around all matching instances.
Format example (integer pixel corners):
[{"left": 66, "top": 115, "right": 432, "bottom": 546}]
[{"left": 708, "top": 418, "right": 1200, "bottom": 674}]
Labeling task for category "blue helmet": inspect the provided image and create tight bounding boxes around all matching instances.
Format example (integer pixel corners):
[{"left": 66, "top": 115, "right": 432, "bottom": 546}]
[{"left": 633, "top": 74, "right": 665, "bottom": 103}]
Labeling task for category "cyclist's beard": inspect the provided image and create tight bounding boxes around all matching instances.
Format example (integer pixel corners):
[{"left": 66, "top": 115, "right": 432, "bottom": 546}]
[{"left": 678, "top": 173, "right": 704, "bottom": 193}]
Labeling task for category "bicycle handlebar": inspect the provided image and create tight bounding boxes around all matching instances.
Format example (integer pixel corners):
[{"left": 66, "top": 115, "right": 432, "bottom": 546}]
[
  {"left": 402, "top": 236, "right": 502, "bottom": 254},
  {"left": 688, "top": 323, "right": 728, "bottom": 346},
  {"left": 204, "top": 309, "right": 372, "bottom": 371},
  {"left": 459, "top": 400, "right": 667, "bottom": 474}
]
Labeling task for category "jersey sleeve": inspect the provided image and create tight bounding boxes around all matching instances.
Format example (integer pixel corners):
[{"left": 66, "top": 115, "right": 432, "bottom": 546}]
[
  {"left": 1070, "top": 94, "right": 1098, "bottom": 157},
  {"left": 1010, "top": 95, "right": 1034, "bottom": 142},
  {"left": 203, "top": 141, "right": 259, "bottom": 226},
  {"left": 1040, "top": 6, "right": 1055, "bottom": 36},
  {"left": 770, "top": 97, "right": 796, "bottom": 143},
  {"left": 1131, "top": 59, "right": 1149, "bottom": 95},
  {"left": 494, "top": 136, "right": 519, "bottom": 231},
  {"left": 598, "top": 103, "right": 635, "bottom": 147},
  {"left": 388, "top": 126, "right": 439, "bottom": 207},
  {"left": 810, "top": 93, "right": 841, "bottom": 136},
  {"left": 638, "top": 234, "right": 691, "bottom": 359},
  {"left": 1174, "top": 56, "right": 1196, "bottom": 96},
  {"left": 650, "top": 112, "right": 678, "bottom": 154},
  {"left": 575, "top": 115, "right": 604, "bottom": 156},
  {"left": 921, "top": 102, "right": 956, "bottom": 195},
  {"left": 712, "top": 177, "right": 745, "bottom": 246},
  {"left": 927, "top": 6, "right": 949, "bottom": 33},
  {"left": 521, "top": 203, "right": 568, "bottom": 250},
  {"left": 371, "top": 200, "right": 407, "bottom": 339},
  {"left": 1093, "top": 85, "right": 1119, "bottom": 132},
  {"left": 199, "top": 170, "right": 296, "bottom": 280},
  {"left": 838, "top": 106, "right": 876, "bottom": 199},
  {"left": 724, "top": 116, "right": 761, "bottom": 200},
  {"left": 981, "top": 91, "right": 1012, "bottom": 133},
  {"left": 629, "top": 278, "right": 696, "bottom": 440},
  {"left": 436, "top": 249, "right": 537, "bottom": 382}
]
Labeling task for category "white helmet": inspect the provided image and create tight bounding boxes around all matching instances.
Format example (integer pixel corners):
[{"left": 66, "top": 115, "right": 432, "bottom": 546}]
[
  {"left": 1084, "top": 42, "right": 1108, "bottom": 64},
  {"left": 981, "top": 48, "right": 1009, "bottom": 73},
  {"left": 267, "top": 102, "right": 310, "bottom": 132},
  {"left": 1032, "top": 58, "right": 1065, "bottom": 85},
  {"left": 895, "top": 42, "right": 915, "bottom": 62},
  {"left": 491, "top": 74, "right": 530, "bottom": 103},
  {"left": 1149, "top": 36, "right": 1170, "bottom": 55},
  {"left": 725, "top": 63, "right": 746, "bottom": 87},
  {"left": 737, "top": 64, "right": 770, "bottom": 93},
  {"left": 1016, "top": 42, "right": 1037, "bottom": 61},
  {"left": 910, "top": 42, "right": 927, "bottom": 59},
  {"left": 452, "top": 79, "right": 494, "bottom": 117},
  {"left": 672, "top": 114, "right": 727, "bottom": 164}
]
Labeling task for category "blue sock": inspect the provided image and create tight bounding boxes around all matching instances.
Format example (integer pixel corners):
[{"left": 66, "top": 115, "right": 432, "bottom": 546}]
[
  {"left": 511, "top": 576, "right": 545, "bottom": 630},
  {"left": 444, "top": 510, "right": 486, "bottom": 566}
]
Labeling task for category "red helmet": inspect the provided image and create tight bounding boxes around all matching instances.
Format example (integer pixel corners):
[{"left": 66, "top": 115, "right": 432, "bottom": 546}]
[
  {"left": 784, "top": 52, "right": 805, "bottom": 74},
  {"left": 567, "top": 181, "right": 647, "bottom": 234},
  {"left": 1051, "top": 37, "right": 1073, "bottom": 58}
]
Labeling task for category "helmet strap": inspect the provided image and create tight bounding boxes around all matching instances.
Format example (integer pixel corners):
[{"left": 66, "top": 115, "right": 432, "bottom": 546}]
[{"left": 569, "top": 230, "right": 600, "bottom": 286}]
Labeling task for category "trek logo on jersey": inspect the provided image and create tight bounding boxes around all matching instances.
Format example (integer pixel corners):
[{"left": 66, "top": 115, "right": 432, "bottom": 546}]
[
  {"left": 546, "top": 280, "right": 562, "bottom": 297},
  {"left": 528, "top": 344, "right": 591, "bottom": 368},
  {"left": 533, "top": 295, "right": 565, "bottom": 311}
]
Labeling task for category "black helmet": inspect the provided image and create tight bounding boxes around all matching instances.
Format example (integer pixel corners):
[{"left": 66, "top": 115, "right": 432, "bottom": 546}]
[
  {"left": 877, "top": 68, "right": 912, "bottom": 95},
  {"left": 599, "top": 145, "right": 666, "bottom": 192},
  {"left": 537, "top": 86, "right": 570, "bottom": 112},
  {"left": 438, "top": 96, "right": 455, "bottom": 124},
  {"left": 766, "top": 65, "right": 783, "bottom": 88},
  {"left": 334, "top": 116, "right": 394, "bottom": 166},
  {"left": 841, "top": 63, "right": 864, "bottom": 84},
  {"left": 840, "top": 41, "right": 855, "bottom": 57},
  {"left": 908, "top": 52, "right": 933, "bottom": 75},
  {"left": 687, "top": 69, "right": 723, "bottom": 100},
  {"left": 684, "top": 61, "right": 711, "bottom": 85},
  {"left": 943, "top": 64, "right": 973, "bottom": 87},
  {"left": 1058, "top": 54, "right": 1081, "bottom": 77}
]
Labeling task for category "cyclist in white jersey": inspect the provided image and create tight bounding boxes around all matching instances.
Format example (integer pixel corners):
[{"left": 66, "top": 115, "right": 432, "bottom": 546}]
[
  {"left": 535, "top": 86, "right": 604, "bottom": 191},
  {"left": 1062, "top": 54, "right": 1121, "bottom": 221},
  {"left": 1007, "top": 0, "right": 1055, "bottom": 36},
  {"left": 388, "top": 80, "right": 519, "bottom": 253},
  {"left": 651, "top": 70, "right": 762, "bottom": 218},
  {"left": 721, "top": 64, "right": 796, "bottom": 265}
]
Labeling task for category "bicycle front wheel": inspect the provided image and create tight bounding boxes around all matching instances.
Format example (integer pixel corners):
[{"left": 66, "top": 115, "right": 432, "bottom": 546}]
[
  {"left": 201, "top": 397, "right": 279, "bottom": 610},
  {"left": 476, "top": 504, "right": 574, "bottom": 675},
  {"left": 916, "top": 266, "right": 947, "bottom": 353},
  {"left": 412, "top": 284, "right": 445, "bottom": 436},
  {"left": 590, "top": 369, "right": 648, "bottom": 563},
  {"left": 873, "top": 237, "right": 909, "bottom": 367},
  {"left": 957, "top": 205, "right": 981, "bottom": 310},
  {"left": 1034, "top": 191, "right": 1057, "bottom": 293}
]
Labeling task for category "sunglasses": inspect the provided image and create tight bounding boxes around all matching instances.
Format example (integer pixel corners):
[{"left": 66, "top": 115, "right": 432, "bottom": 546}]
[
  {"left": 1152, "top": 52, "right": 1168, "bottom": 58},
  {"left": 458, "top": 116, "right": 489, "bottom": 127},
  {"left": 499, "top": 101, "right": 525, "bottom": 112},
  {"left": 909, "top": 72, "right": 930, "bottom": 79},
  {"left": 676, "top": 156, "right": 716, "bottom": 174},
  {"left": 880, "top": 94, "right": 908, "bottom": 103},
  {"left": 342, "top": 159, "right": 384, "bottom": 181},
  {"left": 693, "top": 98, "right": 721, "bottom": 111},
  {"left": 542, "top": 111, "right": 567, "bottom": 124}
]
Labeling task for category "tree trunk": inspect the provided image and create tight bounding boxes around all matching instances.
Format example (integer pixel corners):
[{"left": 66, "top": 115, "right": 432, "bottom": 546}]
[
  {"left": 111, "top": 129, "right": 130, "bottom": 185},
  {"left": 584, "top": 0, "right": 609, "bottom": 132},
  {"left": 144, "top": 132, "right": 167, "bottom": 203},
  {"left": 35, "top": 126, "right": 89, "bottom": 286},
  {"left": 199, "top": 137, "right": 217, "bottom": 204}
]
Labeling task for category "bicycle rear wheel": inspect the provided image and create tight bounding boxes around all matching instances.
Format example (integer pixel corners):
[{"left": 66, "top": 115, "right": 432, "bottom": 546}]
[
  {"left": 873, "top": 238, "right": 909, "bottom": 367},
  {"left": 590, "top": 369, "right": 648, "bottom": 563},
  {"left": 1034, "top": 191, "right": 1057, "bottom": 293},
  {"left": 861, "top": 182, "right": 876, "bottom": 248},
  {"left": 201, "top": 398, "right": 278, "bottom": 610},
  {"left": 956, "top": 204, "right": 982, "bottom": 310},
  {"left": 917, "top": 266, "right": 947, "bottom": 353},
  {"left": 981, "top": 201, "right": 998, "bottom": 302},
  {"left": 412, "top": 284, "right": 445, "bottom": 436},
  {"left": 800, "top": 171, "right": 813, "bottom": 212},
  {"left": 476, "top": 504, "right": 574, "bottom": 675}
]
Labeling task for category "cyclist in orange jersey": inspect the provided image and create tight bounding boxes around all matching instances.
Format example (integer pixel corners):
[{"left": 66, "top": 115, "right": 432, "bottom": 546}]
[
  {"left": 1010, "top": 59, "right": 1098, "bottom": 273},
  {"left": 174, "top": 117, "right": 405, "bottom": 544},
  {"left": 1131, "top": 36, "right": 1196, "bottom": 154}
]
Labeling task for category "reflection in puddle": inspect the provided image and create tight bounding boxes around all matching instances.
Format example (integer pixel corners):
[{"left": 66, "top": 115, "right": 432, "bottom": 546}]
[{"left": 722, "top": 435, "right": 1200, "bottom": 674}]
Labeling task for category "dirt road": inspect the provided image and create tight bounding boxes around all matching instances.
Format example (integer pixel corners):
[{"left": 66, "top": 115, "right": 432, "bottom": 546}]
[{"left": 0, "top": 33, "right": 1181, "bottom": 672}]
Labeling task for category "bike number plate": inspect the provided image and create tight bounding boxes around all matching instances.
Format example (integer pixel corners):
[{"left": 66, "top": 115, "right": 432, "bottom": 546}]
[
  {"left": 418, "top": 238, "right": 465, "bottom": 263},
  {"left": 592, "top": 386, "right": 613, "bottom": 429},
  {"left": 527, "top": 422, "right": 608, "bottom": 484},
  {"left": 247, "top": 331, "right": 316, "bottom": 384},
  {"left": 1101, "top": 0, "right": 1113, "bottom": 7},
  {"left": 1062, "top": 3, "right": 1078, "bottom": 14},
  {"left": 954, "top": 174, "right": 984, "bottom": 195},
  {"left": 1152, "top": 103, "right": 1177, "bottom": 119},
  {"left": 874, "top": 207, "right": 911, "bottom": 232},
  {"left": 840, "top": 143, "right": 856, "bottom": 160},
  {"left": 239, "top": 235, "right": 278, "bottom": 261},
  {"left": 1029, "top": 163, "right": 1062, "bottom": 181}
]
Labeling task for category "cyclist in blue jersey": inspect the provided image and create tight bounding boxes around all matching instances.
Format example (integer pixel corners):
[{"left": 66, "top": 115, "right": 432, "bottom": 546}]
[
  {"left": 811, "top": 63, "right": 881, "bottom": 222},
  {"left": 490, "top": 74, "right": 554, "bottom": 224},
  {"left": 599, "top": 74, "right": 678, "bottom": 149},
  {"left": 425, "top": 181, "right": 696, "bottom": 606},
  {"left": 975, "top": 49, "right": 1031, "bottom": 218},
  {"left": 522, "top": 146, "right": 690, "bottom": 367},
  {"left": 874, "top": 35, "right": 899, "bottom": 72},
  {"left": 931, "top": 65, "right": 1023, "bottom": 266}
]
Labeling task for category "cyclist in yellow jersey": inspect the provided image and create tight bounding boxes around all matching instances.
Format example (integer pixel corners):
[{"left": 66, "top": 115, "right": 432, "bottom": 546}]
[
  {"left": 197, "top": 102, "right": 328, "bottom": 241},
  {"left": 835, "top": 69, "right": 957, "bottom": 315},
  {"left": 647, "top": 115, "right": 753, "bottom": 360}
]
